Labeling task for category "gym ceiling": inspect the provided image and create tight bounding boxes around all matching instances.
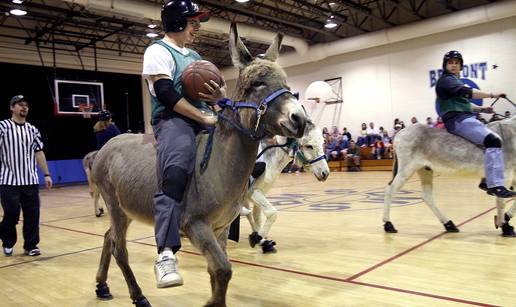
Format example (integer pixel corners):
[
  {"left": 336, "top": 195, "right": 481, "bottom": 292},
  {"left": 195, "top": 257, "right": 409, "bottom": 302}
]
[{"left": 0, "top": 0, "right": 498, "bottom": 69}]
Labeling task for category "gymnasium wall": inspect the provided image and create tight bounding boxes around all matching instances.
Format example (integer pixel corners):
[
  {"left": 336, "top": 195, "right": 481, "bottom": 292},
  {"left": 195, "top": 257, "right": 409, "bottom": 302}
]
[{"left": 282, "top": 16, "right": 516, "bottom": 136}]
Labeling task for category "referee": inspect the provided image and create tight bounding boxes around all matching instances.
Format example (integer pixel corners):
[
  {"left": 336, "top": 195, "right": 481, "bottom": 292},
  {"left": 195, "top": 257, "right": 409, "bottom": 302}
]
[{"left": 0, "top": 95, "right": 52, "bottom": 257}]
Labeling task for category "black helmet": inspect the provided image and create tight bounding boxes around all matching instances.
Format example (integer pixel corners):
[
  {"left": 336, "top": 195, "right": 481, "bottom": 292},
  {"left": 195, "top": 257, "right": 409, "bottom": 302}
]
[
  {"left": 99, "top": 110, "right": 112, "bottom": 121},
  {"left": 161, "top": 0, "right": 209, "bottom": 33},
  {"left": 442, "top": 50, "right": 463, "bottom": 70}
]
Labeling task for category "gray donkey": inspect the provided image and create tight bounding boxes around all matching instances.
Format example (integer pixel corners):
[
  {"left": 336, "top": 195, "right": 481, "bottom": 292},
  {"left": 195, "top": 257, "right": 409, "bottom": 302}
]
[
  {"left": 91, "top": 24, "right": 308, "bottom": 307},
  {"left": 82, "top": 150, "right": 104, "bottom": 217},
  {"left": 383, "top": 116, "right": 516, "bottom": 236}
]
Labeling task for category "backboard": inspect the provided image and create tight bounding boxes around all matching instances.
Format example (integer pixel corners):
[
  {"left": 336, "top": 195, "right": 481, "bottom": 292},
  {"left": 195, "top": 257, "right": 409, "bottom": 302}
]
[{"left": 54, "top": 80, "right": 104, "bottom": 116}]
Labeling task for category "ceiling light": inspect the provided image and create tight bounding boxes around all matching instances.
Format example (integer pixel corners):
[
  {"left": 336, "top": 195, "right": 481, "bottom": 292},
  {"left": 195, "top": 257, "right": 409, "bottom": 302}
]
[
  {"left": 10, "top": 9, "right": 27, "bottom": 16},
  {"left": 148, "top": 23, "right": 158, "bottom": 29},
  {"left": 235, "top": 0, "right": 250, "bottom": 3},
  {"left": 329, "top": 1, "right": 336, "bottom": 5},
  {"left": 12, "top": 0, "right": 24, "bottom": 4},
  {"left": 146, "top": 32, "right": 159, "bottom": 38}
]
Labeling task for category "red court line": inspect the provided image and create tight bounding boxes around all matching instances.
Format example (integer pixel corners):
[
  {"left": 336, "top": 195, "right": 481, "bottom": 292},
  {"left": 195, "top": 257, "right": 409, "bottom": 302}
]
[
  {"left": 37, "top": 207, "right": 502, "bottom": 307},
  {"left": 348, "top": 281, "right": 500, "bottom": 307},
  {"left": 346, "top": 206, "right": 496, "bottom": 281}
]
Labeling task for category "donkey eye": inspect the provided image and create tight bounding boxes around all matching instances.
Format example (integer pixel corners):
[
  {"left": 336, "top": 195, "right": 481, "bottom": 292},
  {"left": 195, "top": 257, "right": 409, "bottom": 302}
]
[
  {"left": 305, "top": 145, "right": 314, "bottom": 150},
  {"left": 251, "top": 81, "right": 265, "bottom": 87}
]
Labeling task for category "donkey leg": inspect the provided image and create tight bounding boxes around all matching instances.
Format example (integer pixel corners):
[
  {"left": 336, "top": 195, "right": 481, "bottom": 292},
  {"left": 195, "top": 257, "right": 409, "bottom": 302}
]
[
  {"left": 250, "top": 189, "right": 277, "bottom": 253},
  {"left": 93, "top": 183, "right": 104, "bottom": 217},
  {"left": 383, "top": 168, "right": 415, "bottom": 233},
  {"left": 185, "top": 221, "right": 231, "bottom": 307},
  {"left": 96, "top": 227, "right": 114, "bottom": 300},
  {"left": 417, "top": 169, "right": 457, "bottom": 232},
  {"left": 98, "top": 186, "right": 149, "bottom": 306},
  {"left": 248, "top": 195, "right": 264, "bottom": 248},
  {"left": 497, "top": 171, "right": 516, "bottom": 236}
]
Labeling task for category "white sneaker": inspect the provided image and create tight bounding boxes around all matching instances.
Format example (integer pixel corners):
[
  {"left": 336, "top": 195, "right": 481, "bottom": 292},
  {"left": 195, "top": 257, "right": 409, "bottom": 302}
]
[
  {"left": 3, "top": 247, "right": 13, "bottom": 257},
  {"left": 240, "top": 207, "right": 251, "bottom": 216},
  {"left": 154, "top": 254, "right": 183, "bottom": 288}
]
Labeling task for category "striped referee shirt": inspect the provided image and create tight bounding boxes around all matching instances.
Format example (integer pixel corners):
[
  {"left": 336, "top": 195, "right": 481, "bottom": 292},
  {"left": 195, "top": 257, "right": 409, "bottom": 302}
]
[{"left": 0, "top": 119, "right": 44, "bottom": 185}]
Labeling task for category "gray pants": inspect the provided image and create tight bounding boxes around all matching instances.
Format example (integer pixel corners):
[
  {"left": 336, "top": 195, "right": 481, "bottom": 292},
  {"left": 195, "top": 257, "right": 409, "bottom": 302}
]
[
  {"left": 152, "top": 117, "right": 197, "bottom": 253},
  {"left": 445, "top": 113, "right": 504, "bottom": 187}
]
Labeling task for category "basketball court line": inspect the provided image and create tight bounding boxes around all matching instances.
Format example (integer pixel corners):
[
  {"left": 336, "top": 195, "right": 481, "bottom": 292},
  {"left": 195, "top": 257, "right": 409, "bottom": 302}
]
[
  {"left": 276, "top": 178, "right": 421, "bottom": 212},
  {"left": 8, "top": 205, "right": 498, "bottom": 307}
]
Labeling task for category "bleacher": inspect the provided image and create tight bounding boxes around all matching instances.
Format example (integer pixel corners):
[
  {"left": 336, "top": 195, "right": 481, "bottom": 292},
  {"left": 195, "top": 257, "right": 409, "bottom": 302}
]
[{"left": 327, "top": 146, "right": 393, "bottom": 172}]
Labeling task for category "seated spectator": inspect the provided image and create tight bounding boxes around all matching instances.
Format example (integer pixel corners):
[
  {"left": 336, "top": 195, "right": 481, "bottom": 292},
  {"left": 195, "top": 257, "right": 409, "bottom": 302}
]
[
  {"left": 393, "top": 118, "right": 400, "bottom": 130},
  {"left": 366, "top": 122, "right": 379, "bottom": 146},
  {"left": 356, "top": 123, "right": 368, "bottom": 147},
  {"left": 371, "top": 135, "right": 385, "bottom": 160},
  {"left": 325, "top": 135, "right": 338, "bottom": 160},
  {"left": 391, "top": 123, "right": 402, "bottom": 141},
  {"left": 426, "top": 116, "right": 434, "bottom": 127},
  {"left": 399, "top": 121, "right": 406, "bottom": 129},
  {"left": 345, "top": 140, "right": 361, "bottom": 171},
  {"left": 381, "top": 131, "right": 393, "bottom": 158},
  {"left": 322, "top": 127, "right": 329, "bottom": 137},
  {"left": 328, "top": 135, "right": 348, "bottom": 161},
  {"left": 411, "top": 117, "right": 418, "bottom": 124},
  {"left": 434, "top": 117, "right": 445, "bottom": 129},
  {"left": 331, "top": 126, "right": 339, "bottom": 137},
  {"left": 342, "top": 127, "right": 352, "bottom": 142},
  {"left": 505, "top": 111, "right": 511, "bottom": 118}
]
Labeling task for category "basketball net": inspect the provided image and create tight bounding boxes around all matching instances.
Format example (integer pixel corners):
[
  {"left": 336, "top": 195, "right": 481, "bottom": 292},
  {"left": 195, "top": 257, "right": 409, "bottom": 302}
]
[{"left": 78, "top": 103, "right": 93, "bottom": 119}]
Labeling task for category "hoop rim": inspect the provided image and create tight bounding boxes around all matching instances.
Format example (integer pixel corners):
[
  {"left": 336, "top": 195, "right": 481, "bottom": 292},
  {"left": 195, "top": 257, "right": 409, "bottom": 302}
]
[{"left": 78, "top": 103, "right": 94, "bottom": 118}]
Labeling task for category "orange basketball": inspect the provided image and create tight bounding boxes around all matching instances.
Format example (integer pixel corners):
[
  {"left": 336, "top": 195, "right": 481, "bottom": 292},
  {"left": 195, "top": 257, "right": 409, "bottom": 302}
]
[{"left": 181, "top": 60, "right": 223, "bottom": 101}]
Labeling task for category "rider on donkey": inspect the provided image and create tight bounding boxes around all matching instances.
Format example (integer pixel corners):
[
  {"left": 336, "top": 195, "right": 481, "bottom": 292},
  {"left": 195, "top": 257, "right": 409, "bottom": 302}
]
[{"left": 435, "top": 50, "right": 515, "bottom": 198}]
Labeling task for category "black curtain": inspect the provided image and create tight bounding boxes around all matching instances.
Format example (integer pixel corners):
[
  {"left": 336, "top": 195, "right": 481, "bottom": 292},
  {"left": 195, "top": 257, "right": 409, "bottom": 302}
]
[{"left": 0, "top": 62, "right": 144, "bottom": 160}]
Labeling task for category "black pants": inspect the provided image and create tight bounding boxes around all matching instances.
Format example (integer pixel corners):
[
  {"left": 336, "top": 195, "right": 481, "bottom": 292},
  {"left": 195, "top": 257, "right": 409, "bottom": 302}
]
[{"left": 0, "top": 185, "right": 40, "bottom": 250}]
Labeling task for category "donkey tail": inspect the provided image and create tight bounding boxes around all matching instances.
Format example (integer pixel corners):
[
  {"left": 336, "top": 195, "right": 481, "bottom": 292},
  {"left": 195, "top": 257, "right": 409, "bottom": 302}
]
[{"left": 388, "top": 151, "right": 398, "bottom": 185}]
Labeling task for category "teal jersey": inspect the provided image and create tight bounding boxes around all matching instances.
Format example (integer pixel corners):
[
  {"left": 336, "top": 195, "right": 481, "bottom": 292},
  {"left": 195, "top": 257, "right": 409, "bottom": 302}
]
[{"left": 148, "top": 40, "right": 209, "bottom": 121}]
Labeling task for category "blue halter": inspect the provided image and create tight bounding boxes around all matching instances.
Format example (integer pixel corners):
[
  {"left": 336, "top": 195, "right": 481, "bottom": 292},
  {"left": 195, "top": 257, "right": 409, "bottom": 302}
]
[
  {"left": 292, "top": 142, "right": 327, "bottom": 166},
  {"left": 200, "top": 88, "right": 293, "bottom": 172},
  {"left": 217, "top": 88, "right": 293, "bottom": 140}
]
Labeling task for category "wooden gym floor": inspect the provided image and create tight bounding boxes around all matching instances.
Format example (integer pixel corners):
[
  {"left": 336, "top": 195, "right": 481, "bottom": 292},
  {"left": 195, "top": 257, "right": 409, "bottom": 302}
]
[{"left": 0, "top": 171, "right": 515, "bottom": 307}]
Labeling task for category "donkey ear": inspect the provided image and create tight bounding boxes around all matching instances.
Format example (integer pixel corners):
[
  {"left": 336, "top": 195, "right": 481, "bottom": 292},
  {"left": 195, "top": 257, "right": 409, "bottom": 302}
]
[
  {"left": 229, "top": 23, "right": 253, "bottom": 69},
  {"left": 263, "top": 33, "right": 283, "bottom": 62}
]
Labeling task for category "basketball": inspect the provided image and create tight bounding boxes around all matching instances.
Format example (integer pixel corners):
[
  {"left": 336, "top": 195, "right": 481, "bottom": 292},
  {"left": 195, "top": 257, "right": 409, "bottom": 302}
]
[{"left": 181, "top": 60, "right": 224, "bottom": 101}]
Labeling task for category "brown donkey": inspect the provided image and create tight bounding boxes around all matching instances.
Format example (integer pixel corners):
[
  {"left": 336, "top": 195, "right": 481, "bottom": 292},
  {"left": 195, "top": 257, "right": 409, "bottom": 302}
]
[{"left": 92, "top": 24, "right": 307, "bottom": 307}]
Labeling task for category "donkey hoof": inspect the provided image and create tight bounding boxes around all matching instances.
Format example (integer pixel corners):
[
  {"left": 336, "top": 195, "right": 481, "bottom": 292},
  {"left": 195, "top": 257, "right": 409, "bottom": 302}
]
[
  {"left": 261, "top": 240, "right": 277, "bottom": 253},
  {"left": 443, "top": 220, "right": 459, "bottom": 233},
  {"left": 133, "top": 296, "right": 152, "bottom": 307},
  {"left": 384, "top": 221, "right": 397, "bottom": 233},
  {"left": 502, "top": 223, "right": 516, "bottom": 237},
  {"left": 248, "top": 232, "right": 262, "bottom": 248},
  {"left": 95, "top": 208, "right": 105, "bottom": 217},
  {"left": 95, "top": 282, "right": 113, "bottom": 300}
]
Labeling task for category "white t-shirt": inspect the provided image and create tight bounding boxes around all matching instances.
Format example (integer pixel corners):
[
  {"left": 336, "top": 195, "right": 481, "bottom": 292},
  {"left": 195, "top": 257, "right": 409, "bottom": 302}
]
[
  {"left": 142, "top": 40, "right": 190, "bottom": 96},
  {"left": 366, "top": 127, "right": 378, "bottom": 135}
]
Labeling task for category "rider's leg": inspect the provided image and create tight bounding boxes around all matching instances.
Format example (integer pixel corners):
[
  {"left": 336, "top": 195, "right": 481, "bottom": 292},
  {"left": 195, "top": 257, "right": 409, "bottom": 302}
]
[{"left": 446, "top": 114, "right": 515, "bottom": 198}]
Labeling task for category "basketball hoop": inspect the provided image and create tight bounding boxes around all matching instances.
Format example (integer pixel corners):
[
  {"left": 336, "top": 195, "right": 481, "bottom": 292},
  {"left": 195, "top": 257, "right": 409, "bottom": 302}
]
[{"left": 79, "top": 103, "right": 93, "bottom": 119}]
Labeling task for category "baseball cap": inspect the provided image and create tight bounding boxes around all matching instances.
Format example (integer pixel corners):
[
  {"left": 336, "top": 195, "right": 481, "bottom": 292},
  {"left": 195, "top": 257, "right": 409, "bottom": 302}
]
[{"left": 10, "top": 95, "right": 27, "bottom": 106}]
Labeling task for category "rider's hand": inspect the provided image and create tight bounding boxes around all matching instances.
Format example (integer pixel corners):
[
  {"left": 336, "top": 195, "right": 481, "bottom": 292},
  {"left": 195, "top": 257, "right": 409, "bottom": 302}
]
[
  {"left": 482, "top": 107, "right": 494, "bottom": 114},
  {"left": 199, "top": 80, "right": 227, "bottom": 105},
  {"left": 202, "top": 115, "right": 218, "bottom": 127}
]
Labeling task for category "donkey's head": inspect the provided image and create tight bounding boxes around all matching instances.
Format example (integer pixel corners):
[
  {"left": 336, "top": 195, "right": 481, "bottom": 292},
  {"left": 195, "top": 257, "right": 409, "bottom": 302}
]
[
  {"left": 228, "top": 23, "right": 307, "bottom": 138},
  {"left": 293, "top": 121, "right": 329, "bottom": 181}
]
